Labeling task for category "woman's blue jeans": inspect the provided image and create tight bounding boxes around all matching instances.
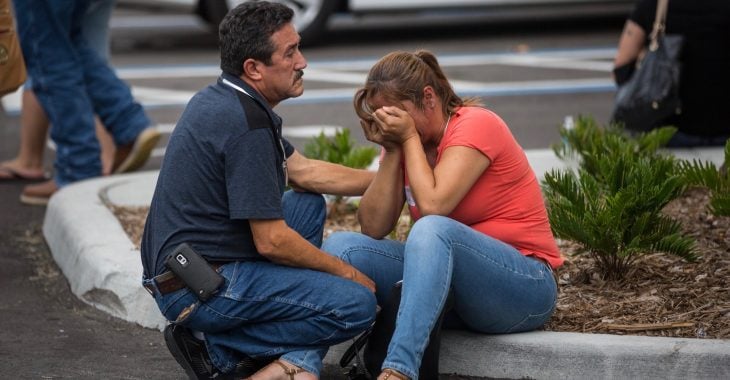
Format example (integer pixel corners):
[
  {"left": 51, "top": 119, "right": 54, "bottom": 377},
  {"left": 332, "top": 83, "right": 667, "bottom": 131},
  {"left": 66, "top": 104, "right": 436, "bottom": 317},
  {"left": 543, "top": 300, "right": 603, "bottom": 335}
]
[
  {"left": 148, "top": 192, "right": 377, "bottom": 376},
  {"left": 13, "top": 0, "right": 149, "bottom": 186},
  {"left": 322, "top": 215, "right": 558, "bottom": 379}
]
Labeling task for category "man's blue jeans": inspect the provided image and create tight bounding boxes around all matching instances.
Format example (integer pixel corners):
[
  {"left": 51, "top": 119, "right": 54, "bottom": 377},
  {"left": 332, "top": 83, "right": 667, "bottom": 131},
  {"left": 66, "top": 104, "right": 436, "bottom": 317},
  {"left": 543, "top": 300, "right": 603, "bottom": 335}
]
[
  {"left": 322, "top": 215, "right": 558, "bottom": 379},
  {"left": 13, "top": 0, "right": 149, "bottom": 186},
  {"left": 148, "top": 192, "right": 377, "bottom": 376}
]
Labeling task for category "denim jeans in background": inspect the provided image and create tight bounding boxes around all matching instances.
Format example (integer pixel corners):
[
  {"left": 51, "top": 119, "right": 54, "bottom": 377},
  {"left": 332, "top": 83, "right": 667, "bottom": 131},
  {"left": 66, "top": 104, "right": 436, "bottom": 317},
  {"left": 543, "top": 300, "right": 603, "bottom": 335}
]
[
  {"left": 22, "top": 0, "right": 116, "bottom": 90},
  {"left": 322, "top": 215, "right": 558, "bottom": 379},
  {"left": 13, "top": 0, "right": 149, "bottom": 186},
  {"left": 147, "top": 192, "right": 377, "bottom": 376},
  {"left": 83, "top": 0, "right": 116, "bottom": 61}
]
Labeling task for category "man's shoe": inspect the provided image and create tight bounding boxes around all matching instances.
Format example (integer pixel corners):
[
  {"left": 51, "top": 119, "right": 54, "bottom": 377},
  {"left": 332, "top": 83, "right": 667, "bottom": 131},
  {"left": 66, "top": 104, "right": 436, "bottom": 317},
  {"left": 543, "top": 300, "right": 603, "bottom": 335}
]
[
  {"left": 20, "top": 179, "right": 58, "bottom": 205},
  {"left": 163, "top": 324, "right": 270, "bottom": 380},
  {"left": 112, "top": 127, "right": 161, "bottom": 174},
  {"left": 164, "top": 324, "right": 219, "bottom": 379}
]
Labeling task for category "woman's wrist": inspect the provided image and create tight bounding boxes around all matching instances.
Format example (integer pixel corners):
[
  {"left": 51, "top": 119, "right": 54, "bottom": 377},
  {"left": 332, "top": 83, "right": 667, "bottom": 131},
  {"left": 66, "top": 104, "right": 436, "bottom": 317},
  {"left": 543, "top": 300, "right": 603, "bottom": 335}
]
[{"left": 383, "top": 145, "right": 402, "bottom": 155}]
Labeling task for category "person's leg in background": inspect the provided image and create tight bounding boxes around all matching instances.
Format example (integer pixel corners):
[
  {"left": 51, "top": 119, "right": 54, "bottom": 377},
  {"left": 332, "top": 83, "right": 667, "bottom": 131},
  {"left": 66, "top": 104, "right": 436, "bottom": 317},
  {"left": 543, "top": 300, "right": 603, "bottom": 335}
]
[
  {"left": 83, "top": 0, "right": 118, "bottom": 175},
  {"left": 0, "top": 90, "right": 48, "bottom": 181},
  {"left": 14, "top": 0, "right": 158, "bottom": 204},
  {"left": 79, "top": 16, "right": 158, "bottom": 175},
  {"left": 13, "top": 0, "right": 102, "bottom": 205},
  {"left": 83, "top": 0, "right": 115, "bottom": 60},
  {"left": 1, "top": 0, "right": 117, "bottom": 186}
]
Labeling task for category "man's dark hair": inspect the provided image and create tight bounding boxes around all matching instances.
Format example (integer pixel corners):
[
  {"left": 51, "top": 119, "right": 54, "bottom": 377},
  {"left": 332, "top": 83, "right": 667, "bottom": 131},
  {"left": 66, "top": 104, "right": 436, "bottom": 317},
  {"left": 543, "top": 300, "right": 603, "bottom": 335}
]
[{"left": 219, "top": 1, "right": 294, "bottom": 76}]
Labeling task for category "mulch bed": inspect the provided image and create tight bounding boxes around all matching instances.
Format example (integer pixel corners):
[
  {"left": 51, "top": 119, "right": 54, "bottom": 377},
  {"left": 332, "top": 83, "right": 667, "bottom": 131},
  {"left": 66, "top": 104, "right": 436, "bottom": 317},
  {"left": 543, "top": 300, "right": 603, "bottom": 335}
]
[{"left": 110, "top": 188, "right": 729, "bottom": 339}]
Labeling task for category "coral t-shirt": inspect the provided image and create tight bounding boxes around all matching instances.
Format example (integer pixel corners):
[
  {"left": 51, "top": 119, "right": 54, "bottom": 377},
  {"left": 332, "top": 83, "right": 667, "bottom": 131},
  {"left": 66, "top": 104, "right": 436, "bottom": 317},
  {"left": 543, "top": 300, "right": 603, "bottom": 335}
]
[{"left": 405, "top": 107, "right": 563, "bottom": 268}]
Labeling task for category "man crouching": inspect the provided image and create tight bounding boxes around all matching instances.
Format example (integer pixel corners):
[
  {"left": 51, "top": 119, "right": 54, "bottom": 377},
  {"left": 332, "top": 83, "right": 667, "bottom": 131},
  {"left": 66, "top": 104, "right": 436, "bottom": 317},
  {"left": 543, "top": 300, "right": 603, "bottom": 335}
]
[{"left": 140, "top": 2, "right": 377, "bottom": 378}]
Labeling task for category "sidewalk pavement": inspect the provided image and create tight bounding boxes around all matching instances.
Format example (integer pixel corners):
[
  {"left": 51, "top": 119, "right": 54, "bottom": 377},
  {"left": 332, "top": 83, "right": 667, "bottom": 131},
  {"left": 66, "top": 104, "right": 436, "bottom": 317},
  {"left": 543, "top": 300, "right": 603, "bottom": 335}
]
[{"left": 42, "top": 148, "right": 730, "bottom": 379}]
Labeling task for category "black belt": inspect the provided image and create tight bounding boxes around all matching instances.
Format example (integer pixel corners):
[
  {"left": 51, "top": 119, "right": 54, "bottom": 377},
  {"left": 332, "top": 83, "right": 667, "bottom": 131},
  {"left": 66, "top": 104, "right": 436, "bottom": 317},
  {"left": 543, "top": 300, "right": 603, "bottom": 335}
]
[{"left": 144, "top": 263, "right": 223, "bottom": 296}]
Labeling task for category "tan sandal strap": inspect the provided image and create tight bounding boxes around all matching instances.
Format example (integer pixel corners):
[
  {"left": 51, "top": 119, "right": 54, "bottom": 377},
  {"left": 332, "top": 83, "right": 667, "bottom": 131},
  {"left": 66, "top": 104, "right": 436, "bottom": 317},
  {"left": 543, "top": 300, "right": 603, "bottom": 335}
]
[
  {"left": 382, "top": 368, "right": 409, "bottom": 380},
  {"left": 274, "top": 360, "right": 305, "bottom": 380}
]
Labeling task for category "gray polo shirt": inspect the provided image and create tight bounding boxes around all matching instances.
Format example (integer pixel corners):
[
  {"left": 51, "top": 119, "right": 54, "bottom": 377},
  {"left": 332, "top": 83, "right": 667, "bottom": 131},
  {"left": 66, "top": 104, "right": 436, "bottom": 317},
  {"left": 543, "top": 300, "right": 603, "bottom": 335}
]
[{"left": 141, "top": 72, "right": 294, "bottom": 278}]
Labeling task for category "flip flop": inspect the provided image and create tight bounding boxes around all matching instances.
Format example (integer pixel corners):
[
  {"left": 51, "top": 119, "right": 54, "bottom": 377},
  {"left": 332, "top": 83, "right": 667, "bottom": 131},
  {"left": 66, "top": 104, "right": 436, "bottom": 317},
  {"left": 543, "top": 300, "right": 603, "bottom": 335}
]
[
  {"left": 112, "top": 128, "right": 161, "bottom": 174},
  {"left": 0, "top": 165, "right": 47, "bottom": 181}
]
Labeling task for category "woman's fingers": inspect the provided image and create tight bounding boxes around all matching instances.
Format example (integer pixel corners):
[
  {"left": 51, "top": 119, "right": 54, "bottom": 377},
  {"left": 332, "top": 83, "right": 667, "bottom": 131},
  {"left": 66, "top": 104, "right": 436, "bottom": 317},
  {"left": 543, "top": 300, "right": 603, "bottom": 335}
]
[{"left": 361, "top": 119, "right": 384, "bottom": 144}]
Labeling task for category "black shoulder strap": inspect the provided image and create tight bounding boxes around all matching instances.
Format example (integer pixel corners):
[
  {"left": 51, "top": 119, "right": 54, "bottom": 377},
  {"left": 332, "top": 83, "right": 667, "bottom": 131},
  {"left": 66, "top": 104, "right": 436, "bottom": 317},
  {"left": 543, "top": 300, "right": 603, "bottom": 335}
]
[
  {"left": 235, "top": 91, "right": 273, "bottom": 131},
  {"left": 234, "top": 91, "right": 284, "bottom": 161}
]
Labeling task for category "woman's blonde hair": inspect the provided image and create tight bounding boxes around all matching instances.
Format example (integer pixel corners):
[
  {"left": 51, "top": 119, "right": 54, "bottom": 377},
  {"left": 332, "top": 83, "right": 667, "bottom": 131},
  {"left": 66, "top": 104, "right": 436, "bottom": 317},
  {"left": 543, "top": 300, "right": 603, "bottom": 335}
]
[{"left": 354, "top": 50, "right": 482, "bottom": 122}]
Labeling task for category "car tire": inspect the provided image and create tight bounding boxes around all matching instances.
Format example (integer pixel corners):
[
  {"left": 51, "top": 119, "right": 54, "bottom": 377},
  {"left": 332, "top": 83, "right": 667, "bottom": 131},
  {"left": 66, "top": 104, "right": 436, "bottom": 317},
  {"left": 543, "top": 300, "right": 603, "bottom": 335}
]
[{"left": 197, "top": 0, "right": 338, "bottom": 46}]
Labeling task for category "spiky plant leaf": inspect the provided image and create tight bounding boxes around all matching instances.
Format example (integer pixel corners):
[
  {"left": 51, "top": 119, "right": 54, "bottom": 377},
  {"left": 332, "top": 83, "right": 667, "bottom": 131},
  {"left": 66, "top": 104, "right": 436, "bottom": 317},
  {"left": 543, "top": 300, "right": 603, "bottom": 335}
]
[
  {"left": 544, "top": 116, "right": 694, "bottom": 280},
  {"left": 679, "top": 159, "right": 721, "bottom": 190},
  {"left": 709, "top": 192, "right": 730, "bottom": 216}
]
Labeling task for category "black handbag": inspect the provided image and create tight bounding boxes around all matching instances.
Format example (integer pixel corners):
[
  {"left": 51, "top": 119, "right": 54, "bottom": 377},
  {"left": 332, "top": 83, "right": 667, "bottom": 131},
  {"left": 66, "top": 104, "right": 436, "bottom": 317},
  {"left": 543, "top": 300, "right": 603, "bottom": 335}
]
[
  {"left": 611, "top": 0, "right": 683, "bottom": 132},
  {"left": 340, "top": 281, "right": 453, "bottom": 380}
]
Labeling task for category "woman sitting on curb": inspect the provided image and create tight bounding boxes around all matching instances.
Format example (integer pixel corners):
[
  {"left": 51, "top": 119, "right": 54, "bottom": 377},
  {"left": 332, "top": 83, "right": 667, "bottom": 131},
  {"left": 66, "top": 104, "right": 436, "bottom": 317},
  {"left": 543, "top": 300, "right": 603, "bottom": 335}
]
[{"left": 323, "top": 50, "right": 563, "bottom": 380}]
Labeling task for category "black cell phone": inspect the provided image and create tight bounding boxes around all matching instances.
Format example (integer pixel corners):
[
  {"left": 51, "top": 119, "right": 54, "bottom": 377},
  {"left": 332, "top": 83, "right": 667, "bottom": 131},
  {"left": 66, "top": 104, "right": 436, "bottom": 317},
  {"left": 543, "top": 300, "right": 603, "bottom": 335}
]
[{"left": 164, "top": 243, "right": 224, "bottom": 301}]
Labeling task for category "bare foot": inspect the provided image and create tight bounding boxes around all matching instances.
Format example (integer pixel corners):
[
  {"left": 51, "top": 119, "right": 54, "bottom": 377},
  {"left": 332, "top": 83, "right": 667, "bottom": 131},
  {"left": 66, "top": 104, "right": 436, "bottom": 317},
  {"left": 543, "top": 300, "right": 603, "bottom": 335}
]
[
  {"left": 245, "top": 359, "right": 317, "bottom": 380},
  {"left": 0, "top": 159, "right": 46, "bottom": 180}
]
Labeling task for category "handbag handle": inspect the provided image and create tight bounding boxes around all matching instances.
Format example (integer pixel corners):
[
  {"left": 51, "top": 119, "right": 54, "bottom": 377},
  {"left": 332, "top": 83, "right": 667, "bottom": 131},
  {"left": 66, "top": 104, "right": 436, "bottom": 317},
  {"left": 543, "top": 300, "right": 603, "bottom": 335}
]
[{"left": 649, "top": 0, "right": 669, "bottom": 51}]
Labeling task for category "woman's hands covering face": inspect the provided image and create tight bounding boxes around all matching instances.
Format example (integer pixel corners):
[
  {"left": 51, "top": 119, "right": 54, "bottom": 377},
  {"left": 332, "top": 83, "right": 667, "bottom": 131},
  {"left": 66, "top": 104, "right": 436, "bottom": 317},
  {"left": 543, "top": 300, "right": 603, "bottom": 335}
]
[{"left": 360, "top": 106, "right": 418, "bottom": 150}]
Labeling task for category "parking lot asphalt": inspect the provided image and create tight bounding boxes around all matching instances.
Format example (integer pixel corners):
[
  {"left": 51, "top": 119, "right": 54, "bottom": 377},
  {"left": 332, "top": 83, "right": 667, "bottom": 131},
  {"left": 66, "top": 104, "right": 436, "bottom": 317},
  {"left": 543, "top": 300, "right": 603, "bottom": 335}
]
[{"left": 0, "top": 179, "right": 183, "bottom": 379}]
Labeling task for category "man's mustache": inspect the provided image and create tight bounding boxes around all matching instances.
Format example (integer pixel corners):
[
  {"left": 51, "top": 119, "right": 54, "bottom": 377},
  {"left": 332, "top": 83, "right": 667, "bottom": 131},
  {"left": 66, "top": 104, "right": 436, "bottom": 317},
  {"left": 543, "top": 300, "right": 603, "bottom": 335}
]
[{"left": 295, "top": 70, "right": 304, "bottom": 81}]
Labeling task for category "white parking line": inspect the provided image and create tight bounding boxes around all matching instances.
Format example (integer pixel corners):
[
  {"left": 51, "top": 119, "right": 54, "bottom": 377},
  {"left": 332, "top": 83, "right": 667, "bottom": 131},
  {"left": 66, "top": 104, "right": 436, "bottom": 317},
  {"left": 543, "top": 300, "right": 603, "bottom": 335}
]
[
  {"left": 111, "top": 48, "right": 616, "bottom": 79},
  {"left": 1, "top": 48, "right": 617, "bottom": 114},
  {"left": 2, "top": 76, "right": 615, "bottom": 114},
  {"left": 135, "top": 76, "right": 613, "bottom": 106}
]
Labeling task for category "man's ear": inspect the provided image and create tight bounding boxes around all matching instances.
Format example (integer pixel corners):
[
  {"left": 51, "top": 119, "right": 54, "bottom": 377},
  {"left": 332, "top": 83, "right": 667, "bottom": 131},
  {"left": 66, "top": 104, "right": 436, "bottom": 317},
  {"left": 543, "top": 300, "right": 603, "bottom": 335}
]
[{"left": 242, "top": 58, "right": 263, "bottom": 81}]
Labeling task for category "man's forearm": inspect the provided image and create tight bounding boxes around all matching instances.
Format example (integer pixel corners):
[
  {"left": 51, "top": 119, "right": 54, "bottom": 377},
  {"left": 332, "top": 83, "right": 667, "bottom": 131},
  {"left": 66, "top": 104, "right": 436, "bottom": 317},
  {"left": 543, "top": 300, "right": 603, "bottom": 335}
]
[
  {"left": 306, "top": 161, "right": 375, "bottom": 196},
  {"left": 287, "top": 151, "right": 375, "bottom": 196},
  {"left": 251, "top": 220, "right": 374, "bottom": 291}
]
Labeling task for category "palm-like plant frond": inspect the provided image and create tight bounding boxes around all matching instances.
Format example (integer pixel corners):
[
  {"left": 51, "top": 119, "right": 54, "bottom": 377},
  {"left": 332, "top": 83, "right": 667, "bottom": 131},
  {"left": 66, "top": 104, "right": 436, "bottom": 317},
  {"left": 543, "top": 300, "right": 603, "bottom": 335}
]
[
  {"left": 543, "top": 116, "right": 695, "bottom": 280},
  {"left": 678, "top": 139, "right": 730, "bottom": 216}
]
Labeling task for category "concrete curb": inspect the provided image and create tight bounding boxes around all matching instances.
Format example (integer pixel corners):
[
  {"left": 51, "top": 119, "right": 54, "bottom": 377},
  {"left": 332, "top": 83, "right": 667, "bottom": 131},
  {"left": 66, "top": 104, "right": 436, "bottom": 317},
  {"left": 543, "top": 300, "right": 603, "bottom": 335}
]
[
  {"left": 43, "top": 172, "right": 166, "bottom": 330},
  {"left": 437, "top": 330, "right": 730, "bottom": 379},
  {"left": 42, "top": 148, "right": 730, "bottom": 378}
]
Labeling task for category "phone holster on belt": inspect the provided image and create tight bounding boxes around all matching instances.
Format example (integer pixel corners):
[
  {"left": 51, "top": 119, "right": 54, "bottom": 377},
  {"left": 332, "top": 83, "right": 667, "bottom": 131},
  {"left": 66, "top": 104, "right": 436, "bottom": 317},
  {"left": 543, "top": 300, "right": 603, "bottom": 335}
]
[{"left": 164, "top": 243, "right": 224, "bottom": 301}]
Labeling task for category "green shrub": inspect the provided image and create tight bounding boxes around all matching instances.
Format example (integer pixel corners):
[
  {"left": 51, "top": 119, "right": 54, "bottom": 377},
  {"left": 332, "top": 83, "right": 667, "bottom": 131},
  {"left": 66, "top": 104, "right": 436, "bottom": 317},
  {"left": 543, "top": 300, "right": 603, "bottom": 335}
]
[
  {"left": 304, "top": 128, "right": 378, "bottom": 215},
  {"left": 552, "top": 115, "right": 676, "bottom": 175},
  {"left": 304, "top": 128, "right": 378, "bottom": 169},
  {"left": 678, "top": 139, "right": 730, "bottom": 216},
  {"left": 544, "top": 116, "right": 697, "bottom": 280}
]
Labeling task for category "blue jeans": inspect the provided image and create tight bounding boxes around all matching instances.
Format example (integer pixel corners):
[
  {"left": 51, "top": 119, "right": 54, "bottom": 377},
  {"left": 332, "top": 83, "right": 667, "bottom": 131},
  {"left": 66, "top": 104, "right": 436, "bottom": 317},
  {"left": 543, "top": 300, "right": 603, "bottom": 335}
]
[
  {"left": 322, "top": 215, "right": 558, "bottom": 379},
  {"left": 83, "top": 0, "right": 116, "bottom": 61},
  {"left": 23, "top": 0, "right": 116, "bottom": 89},
  {"left": 147, "top": 192, "right": 377, "bottom": 376},
  {"left": 13, "top": 0, "right": 149, "bottom": 186}
]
